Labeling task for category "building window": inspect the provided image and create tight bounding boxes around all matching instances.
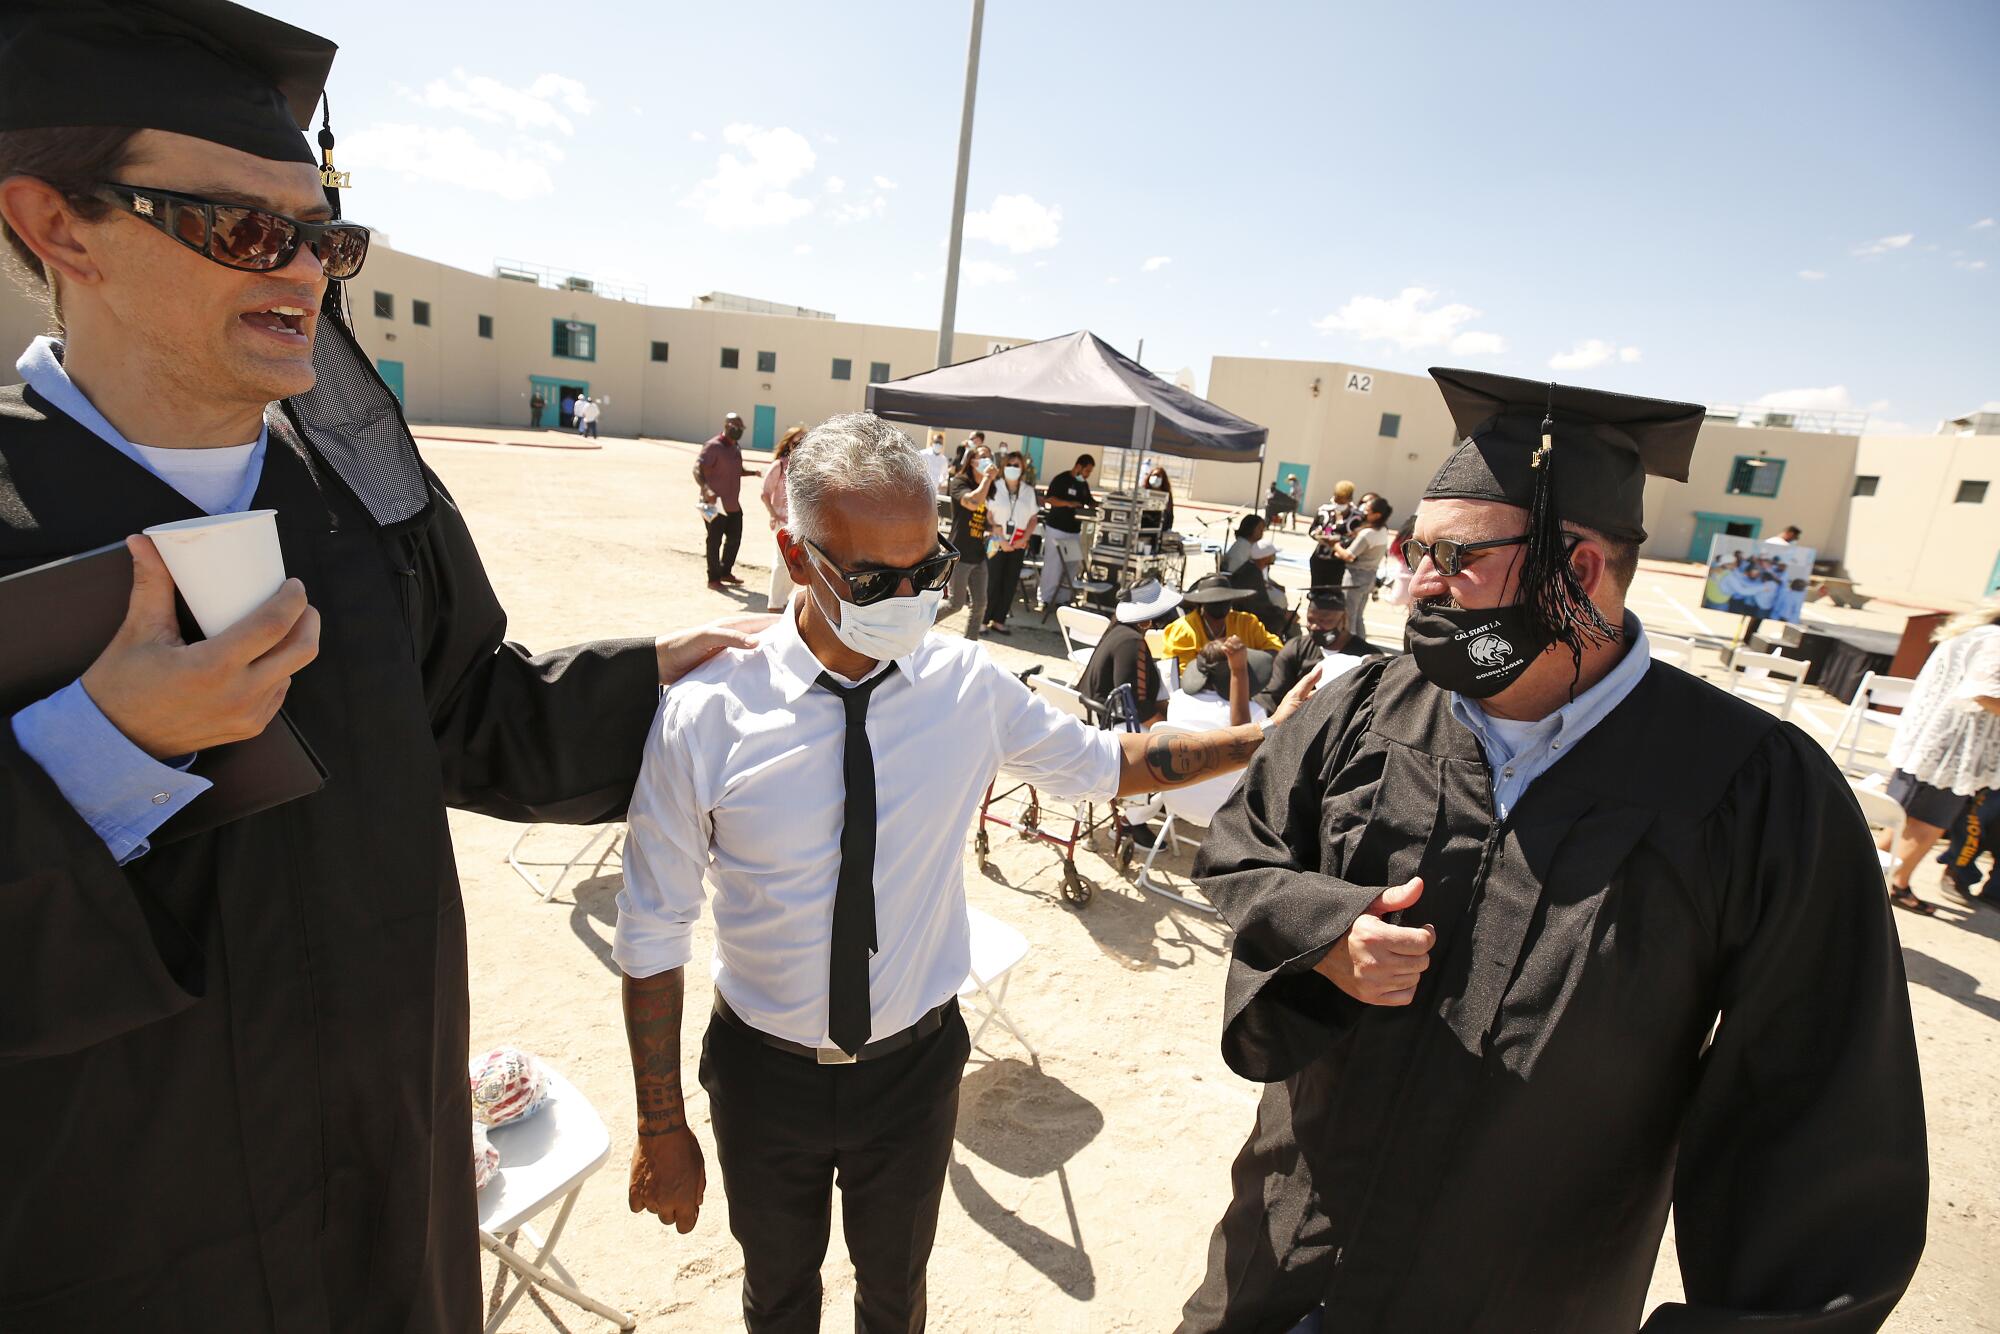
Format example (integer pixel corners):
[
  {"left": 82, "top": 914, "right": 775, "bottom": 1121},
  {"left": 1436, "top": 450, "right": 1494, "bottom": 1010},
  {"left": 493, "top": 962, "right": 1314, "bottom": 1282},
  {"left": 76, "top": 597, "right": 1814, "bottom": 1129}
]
[
  {"left": 831, "top": 358, "right": 852, "bottom": 381},
  {"left": 551, "top": 319, "right": 595, "bottom": 360},
  {"left": 1852, "top": 474, "right": 1879, "bottom": 497},
  {"left": 1726, "top": 455, "right": 1785, "bottom": 498},
  {"left": 1379, "top": 412, "right": 1401, "bottom": 438},
  {"left": 412, "top": 299, "right": 431, "bottom": 327},
  {"left": 756, "top": 350, "right": 777, "bottom": 373},
  {"left": 721, "top": 347, "right": 740, "bottom": 369},
  {"left": 651, "top": 340, "right": 670, "bottom": 363},
  {"left": 1957, "top": 480, "right": 1990, "bottom": 504},
  {"left": 869, "top": 361, "right": 891, "bottom": 384},
  {"left": 477, "top": 314, "right": 493, "bottom": 339},
  {"left": 372, "top": 291, "right": 393, "bottom": 319}
]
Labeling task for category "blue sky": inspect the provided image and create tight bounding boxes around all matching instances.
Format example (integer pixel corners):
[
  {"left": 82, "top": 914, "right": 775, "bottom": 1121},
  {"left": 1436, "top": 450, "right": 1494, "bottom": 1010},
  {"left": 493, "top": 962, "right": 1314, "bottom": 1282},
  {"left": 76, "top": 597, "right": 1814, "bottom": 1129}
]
[{"left": 264, "top": 0, "right": 1997, "bottom": 432}]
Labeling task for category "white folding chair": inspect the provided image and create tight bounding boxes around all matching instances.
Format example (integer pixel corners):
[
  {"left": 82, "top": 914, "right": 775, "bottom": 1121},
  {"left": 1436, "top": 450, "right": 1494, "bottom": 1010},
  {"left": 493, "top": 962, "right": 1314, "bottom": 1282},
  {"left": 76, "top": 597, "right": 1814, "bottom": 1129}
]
[
  {"left": 478, "top": 1069, "right": 635, "bottom": 1333},
  {"left": 1832, "top": 672, "right": 1918, "bottom": 774},
  {"left": 1132, "top": 721, "right": 1225, "bottom": 916},
  {"left": 1029, "top": 673, "right": 1093, "bottom": 720},
  {"left": 506, "top": 824, "right": 625, "bottom": 903},
  {"left": 1725, "top": 648, "right": 1808, "bottom": 721},
  {"left": 1647, "top": 632, "right": 1698, "bottom": 671},
  {"left": 1849, "top": 776, "right": 1905, "bottom": 878},
  {"left": 1056, "top": 606, "right": 1113, "bottom": 671},
  {"left": 958, "top": 906, "right": 1038, "bottom": 1060}
]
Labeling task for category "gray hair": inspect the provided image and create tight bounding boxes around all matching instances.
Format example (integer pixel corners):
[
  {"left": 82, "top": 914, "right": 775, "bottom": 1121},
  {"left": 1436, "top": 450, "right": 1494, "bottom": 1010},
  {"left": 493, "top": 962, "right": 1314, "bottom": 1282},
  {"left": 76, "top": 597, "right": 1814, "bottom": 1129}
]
[{"left": 786, "top": 412, "right": 935, "bottom": 547}]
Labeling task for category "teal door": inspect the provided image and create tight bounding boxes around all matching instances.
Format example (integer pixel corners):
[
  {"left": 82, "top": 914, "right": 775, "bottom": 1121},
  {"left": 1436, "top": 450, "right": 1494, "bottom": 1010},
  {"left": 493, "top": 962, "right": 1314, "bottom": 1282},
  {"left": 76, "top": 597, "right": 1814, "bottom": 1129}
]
[
  {"left": 1987, "top": 549, "right": 2000, "bottom": 597},
  {"left": 1021, "top": 436, "right": 1046, "bottom": 479},
  {"left": 1688, "top": 511, "right": 1762, "bottom": 562},
  {"left": 752, "top": 404, "right": 777, "bottom": 452},
  {"left": 529, "top": 375, "right": 586, "bottom": 428},
  {"left": 1276, "top": 461, "right": 1310, "bottom": 509},
  {"left": 376, "top": 358, "right": 404, "bottom": 405}
]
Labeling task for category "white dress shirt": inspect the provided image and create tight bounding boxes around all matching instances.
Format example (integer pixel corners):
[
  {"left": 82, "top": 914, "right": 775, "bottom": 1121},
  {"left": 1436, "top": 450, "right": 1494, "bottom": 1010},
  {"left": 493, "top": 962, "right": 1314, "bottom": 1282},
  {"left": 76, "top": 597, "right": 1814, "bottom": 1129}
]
[{"left": 614, "top": 605, "right": 1123, "bottom": 1049}]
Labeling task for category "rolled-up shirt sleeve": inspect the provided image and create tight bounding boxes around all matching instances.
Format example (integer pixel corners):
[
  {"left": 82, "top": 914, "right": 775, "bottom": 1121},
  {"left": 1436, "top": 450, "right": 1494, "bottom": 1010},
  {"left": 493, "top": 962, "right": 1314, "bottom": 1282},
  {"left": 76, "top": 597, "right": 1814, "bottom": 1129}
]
[
  {"left": 9, "top": 679, "right": 210, "bottom": 866},
  {"left": 988, "top": 662, "right": 1122, "bottom": 802},
  {"left": 613, "top": 692, "right": 711, "bottom": 978}
]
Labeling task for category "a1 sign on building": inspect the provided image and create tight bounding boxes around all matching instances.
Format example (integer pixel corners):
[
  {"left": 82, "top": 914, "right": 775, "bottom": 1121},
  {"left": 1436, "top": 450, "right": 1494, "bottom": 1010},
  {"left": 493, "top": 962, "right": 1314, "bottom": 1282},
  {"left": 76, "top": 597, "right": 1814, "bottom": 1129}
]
[{"left": 1344, "top": 372, "right": 1374, "bottom": 394}]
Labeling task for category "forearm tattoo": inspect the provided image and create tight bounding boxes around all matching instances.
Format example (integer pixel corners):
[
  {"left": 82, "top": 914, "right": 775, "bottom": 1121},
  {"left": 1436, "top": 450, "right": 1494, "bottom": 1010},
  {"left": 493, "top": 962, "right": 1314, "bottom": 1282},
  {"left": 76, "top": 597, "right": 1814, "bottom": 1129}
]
[
  {"left": 623, "top": 970, "right": 687, "bottom": 1137},
  {"left": 1142, "top": 727, "right": 1261, "bottom": 787}
]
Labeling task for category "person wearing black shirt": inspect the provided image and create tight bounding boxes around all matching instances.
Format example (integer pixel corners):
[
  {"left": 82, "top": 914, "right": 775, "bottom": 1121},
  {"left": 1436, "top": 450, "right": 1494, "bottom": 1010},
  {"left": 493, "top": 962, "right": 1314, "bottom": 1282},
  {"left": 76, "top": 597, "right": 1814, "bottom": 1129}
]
[
  {"left": 1251, "top": 589, "right": 1381, "bottom": 715},
  {"left": 1038, "top": 453, "right": 1097, "bottom": 610},
  {"left": 943, "top": 446, "right": 996, "bottom": 638},
  {"left": 1144, "top": 463, "right": 1177, "bottom": 532},
  {"left": 1080, "top": 579, "right": 1181, "bottom": 729}
]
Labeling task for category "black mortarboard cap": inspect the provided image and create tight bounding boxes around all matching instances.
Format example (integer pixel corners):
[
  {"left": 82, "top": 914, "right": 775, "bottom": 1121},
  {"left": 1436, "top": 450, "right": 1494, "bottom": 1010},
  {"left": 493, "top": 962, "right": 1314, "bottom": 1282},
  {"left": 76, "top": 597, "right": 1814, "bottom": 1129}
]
[
  {"left": 0, "top": 0, "right": 334, "bottom": 165},
  {"left": 1423, "top": 367, "right": 1704, "bottom": 544}
]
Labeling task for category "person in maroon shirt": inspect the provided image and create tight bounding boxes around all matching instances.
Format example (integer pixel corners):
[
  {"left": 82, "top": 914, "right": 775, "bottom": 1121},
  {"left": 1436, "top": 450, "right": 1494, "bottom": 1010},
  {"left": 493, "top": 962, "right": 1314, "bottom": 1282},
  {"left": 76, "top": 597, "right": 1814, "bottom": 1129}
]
[{"left": 696, "top": 411, "right": 760, "bottom": 590}]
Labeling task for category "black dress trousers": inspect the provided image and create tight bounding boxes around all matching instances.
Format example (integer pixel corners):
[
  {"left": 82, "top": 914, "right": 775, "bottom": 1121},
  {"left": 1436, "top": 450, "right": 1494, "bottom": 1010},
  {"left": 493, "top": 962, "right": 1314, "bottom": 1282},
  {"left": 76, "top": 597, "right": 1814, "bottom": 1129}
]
[{"left": 700, "top": 1005, "right": 970, "bottom": 1334}]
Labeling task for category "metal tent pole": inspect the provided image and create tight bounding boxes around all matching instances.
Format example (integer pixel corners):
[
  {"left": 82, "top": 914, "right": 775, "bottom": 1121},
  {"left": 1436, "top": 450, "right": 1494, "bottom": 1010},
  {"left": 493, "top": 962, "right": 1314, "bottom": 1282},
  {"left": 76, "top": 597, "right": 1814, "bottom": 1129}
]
[{"left": 934, "top": 0, "right": 987, "bottom": 371}]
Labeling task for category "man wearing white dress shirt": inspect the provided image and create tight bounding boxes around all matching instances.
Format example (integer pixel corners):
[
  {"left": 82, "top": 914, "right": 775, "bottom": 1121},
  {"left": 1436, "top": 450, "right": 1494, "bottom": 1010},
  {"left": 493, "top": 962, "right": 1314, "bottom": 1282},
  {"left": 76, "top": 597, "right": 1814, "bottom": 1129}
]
[{"left": 615, "top": 412, "right": 1318, "bottom": 1333}]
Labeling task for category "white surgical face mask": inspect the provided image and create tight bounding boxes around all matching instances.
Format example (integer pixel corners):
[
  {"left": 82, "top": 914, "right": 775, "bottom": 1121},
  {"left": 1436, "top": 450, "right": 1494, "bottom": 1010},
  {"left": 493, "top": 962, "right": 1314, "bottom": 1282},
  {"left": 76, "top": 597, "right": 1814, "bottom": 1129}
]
[
  {"left": 978, "top": 458, "right": 995, "bottom": 474},
  {"left": 1003, "top": 465, "right": 1022, "bottom": 482},
  {"left": 807, "top": 560, "right": 942, "bottom": 661}
]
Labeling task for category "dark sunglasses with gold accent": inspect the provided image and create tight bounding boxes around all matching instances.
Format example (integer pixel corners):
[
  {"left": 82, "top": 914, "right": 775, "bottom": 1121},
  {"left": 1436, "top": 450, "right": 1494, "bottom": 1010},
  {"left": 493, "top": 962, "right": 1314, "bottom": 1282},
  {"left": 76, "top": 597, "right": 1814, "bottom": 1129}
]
[
  {"left": 1398, "top": 534, "right": 1528, "bottom": 577},
  {"left": 803, "top": 534, "right": 959, "bottom": 606},
  {"left": 92, "top": 183, "right": 371, "bottom": 279}
]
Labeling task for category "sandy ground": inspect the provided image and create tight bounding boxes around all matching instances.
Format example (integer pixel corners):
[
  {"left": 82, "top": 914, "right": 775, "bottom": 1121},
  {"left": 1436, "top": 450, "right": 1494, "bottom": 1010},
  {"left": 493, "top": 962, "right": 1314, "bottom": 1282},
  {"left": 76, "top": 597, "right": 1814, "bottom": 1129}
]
[{"left": 415, "top": 428, "right": 2000, "bottom": 1333}]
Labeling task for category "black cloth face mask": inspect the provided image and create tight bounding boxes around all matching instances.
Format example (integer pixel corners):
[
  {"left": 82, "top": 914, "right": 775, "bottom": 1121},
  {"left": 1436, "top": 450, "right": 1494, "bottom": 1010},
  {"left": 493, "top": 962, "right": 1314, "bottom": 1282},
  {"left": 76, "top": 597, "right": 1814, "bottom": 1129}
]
[{"left": 1404, "top": 600, "right": 1553, "bottom": 698}]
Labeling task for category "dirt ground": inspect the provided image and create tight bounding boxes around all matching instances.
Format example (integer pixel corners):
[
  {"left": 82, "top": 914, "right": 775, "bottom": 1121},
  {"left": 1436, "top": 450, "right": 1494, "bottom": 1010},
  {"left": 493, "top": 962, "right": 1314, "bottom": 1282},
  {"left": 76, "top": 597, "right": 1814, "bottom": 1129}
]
[{"left": 415, "top": 428, "right": 2000, "bottom": 1333}]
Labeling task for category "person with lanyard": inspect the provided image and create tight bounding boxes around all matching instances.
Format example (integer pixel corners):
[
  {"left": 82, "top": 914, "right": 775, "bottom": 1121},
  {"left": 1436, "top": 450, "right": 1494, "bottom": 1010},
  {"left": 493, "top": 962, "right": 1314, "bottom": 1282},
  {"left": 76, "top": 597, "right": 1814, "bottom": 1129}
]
[
  {"left": 697, "top": 409, "right": 761, "bottom": 591},
  {"left": 979, "top": 447, "right": 1039, "bottom": 635},
  {"left": 0, "top": 2, "right": 759, "bottom": 1327},
  {"left": 1080, "top": 577, "right": 1181, "bottom": 729},
  {"left": 1251, "top": 586, "right": 1380, "bottom": 716},
  {"left": 1036, "top": 450, "right": 1096, "bottom": 611},
  {"left": 614, "top": 413, "right": 1320, "bottom": 1334},
  {"left": 941, "top": 441, "right": 994, "bottom": 637},
  {"left": 1160, "top": 572, "right": 1286, "bottom": 687},
  {"left": 1176, "top": 367, "right": 1927, "bottom": 1334}
]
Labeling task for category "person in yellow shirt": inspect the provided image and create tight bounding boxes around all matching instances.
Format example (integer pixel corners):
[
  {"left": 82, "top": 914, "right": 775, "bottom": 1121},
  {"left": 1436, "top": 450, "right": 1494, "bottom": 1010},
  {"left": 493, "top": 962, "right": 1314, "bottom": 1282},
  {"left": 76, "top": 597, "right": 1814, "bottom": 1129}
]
[{"left": 1161, "top": 574, "right": 1286, "bottom": 677}]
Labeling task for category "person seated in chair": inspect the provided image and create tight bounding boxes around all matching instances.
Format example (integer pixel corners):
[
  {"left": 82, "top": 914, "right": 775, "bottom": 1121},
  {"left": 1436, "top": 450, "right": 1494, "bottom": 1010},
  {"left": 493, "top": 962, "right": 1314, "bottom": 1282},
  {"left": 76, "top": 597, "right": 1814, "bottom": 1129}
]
[
  {"left": 1226, "top": 538, "right": 1296, "bottom": 640},
  {"left": 1252, "top": 588, "right": 1383, "bottom": 716},
  {"left": 1170, "top": 638, "right": 1264, "bottom": 731},
  {"left": 1161, "top": 574, "right": 1286, "bottom": 698},
  {"left": 1081, "top": 579, "right": 1181, "bottom": 730}
]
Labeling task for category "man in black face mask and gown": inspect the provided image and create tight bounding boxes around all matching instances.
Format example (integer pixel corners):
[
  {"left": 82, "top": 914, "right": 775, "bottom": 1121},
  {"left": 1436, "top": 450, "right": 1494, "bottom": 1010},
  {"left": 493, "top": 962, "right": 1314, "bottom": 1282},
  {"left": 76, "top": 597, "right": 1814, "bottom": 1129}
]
[
  {"left": 1252, "top": 587, "right": 1381, "bottom": 717},
  {"left": 1177, "top": 368, "right": 1928, "bottom": 1333}
]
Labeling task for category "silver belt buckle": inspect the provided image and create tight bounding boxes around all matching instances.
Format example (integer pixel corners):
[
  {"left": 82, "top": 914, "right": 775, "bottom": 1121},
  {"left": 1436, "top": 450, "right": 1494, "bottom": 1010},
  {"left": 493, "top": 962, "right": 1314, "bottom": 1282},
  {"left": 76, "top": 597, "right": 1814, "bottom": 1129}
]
[{"left": 816, "top": 1045, "right": 858, "bottom": 1065}]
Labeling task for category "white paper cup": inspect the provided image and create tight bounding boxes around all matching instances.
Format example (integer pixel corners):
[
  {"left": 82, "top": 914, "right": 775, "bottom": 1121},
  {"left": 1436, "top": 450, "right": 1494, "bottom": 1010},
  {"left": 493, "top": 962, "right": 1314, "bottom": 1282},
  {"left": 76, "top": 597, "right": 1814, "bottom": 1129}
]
[{"left": 143, "top": 510, "right": 285, "bottom": 638}]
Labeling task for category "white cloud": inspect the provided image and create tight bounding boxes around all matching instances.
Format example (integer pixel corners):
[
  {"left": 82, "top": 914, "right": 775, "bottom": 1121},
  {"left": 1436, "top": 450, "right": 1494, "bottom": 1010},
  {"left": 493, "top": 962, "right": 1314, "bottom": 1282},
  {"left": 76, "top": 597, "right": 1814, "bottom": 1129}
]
[
  {"left": 1753, "top": 385, "right": 1856, "bottom": 412},
  {"left": 1957, "top": 259, "right": 1990, "bottom": 271},
  {"left": 961, "top": 260, "right": 1016, "bottom": 287},
  {"left": 1799, "top": 269, "right": 1826, "bottom": 280},
  {"left": 682, "top": 124, "right": 816, "bottom": 228},
  {"left": 873, "top": 175, "right": 898, "bottom": 191},
  {"left": 1548, "top": 338, "right": 1642, "bottom": 370},
  {"left": 688, "top": 129, "right": 706, "bottom": 142},
  {"left": 794, "top": 243, "right": 812, "bottom": 256},
  {"left": 1258, "top": 339, "right": 1272, "bottom": 349},
  {"left": 830, "top": 191, "right": 889, "bottom": 223},
  {"left": 1851, "top": 233, "right": 1914, "bottom": 257},
  {"left": 1974, "top": 218, "right": 1995, "bottom": 230},
  {"left": 1268, "top": 306, "right": 1281, "bottom": 316},
  {"left": 419, "top": 70, "right": 595, "bottom": 135},
  {"left": 1105, "top": 275, "right": 1120, "bottom": 285},
  {"left": 965, "top": 193, "right": 1063, "bottom": 253},
  {"left": 1142, "top": 255, "right": 1172, "bottom": 272},
  {"left": 825, "top": 175, "right": 846, "bottom": 195},
  {"left": 1313, "top": 286, "right": 1505, "bottom": 355},
  {"left": 341, "top": 123, "right": 560, "bottom": 201}
]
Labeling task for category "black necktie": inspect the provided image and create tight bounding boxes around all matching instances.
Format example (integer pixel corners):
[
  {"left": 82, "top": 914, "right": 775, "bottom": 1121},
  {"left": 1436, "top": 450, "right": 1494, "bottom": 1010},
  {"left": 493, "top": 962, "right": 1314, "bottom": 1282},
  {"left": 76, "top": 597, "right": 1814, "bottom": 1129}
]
[{"left": 817, "top": 668, "right": 893, "bottom": 1056}]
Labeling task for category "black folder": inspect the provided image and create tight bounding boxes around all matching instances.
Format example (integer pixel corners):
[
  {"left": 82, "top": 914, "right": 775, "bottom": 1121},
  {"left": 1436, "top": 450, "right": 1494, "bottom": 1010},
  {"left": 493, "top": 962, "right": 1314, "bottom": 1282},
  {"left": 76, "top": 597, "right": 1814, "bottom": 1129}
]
[{"left": 0, "top": 541, "right": 326, "bottom": 843}]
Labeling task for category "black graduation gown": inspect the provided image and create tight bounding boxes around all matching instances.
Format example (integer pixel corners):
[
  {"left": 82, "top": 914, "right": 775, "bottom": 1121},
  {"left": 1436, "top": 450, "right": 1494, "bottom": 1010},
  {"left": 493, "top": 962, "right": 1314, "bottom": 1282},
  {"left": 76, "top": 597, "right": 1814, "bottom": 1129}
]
[
  {"left": 0, "top": 383, "right": 660, "bottom": 1332},
  {"left": 1180, "top": 653, "right": 1928, "bottom": 1334}
]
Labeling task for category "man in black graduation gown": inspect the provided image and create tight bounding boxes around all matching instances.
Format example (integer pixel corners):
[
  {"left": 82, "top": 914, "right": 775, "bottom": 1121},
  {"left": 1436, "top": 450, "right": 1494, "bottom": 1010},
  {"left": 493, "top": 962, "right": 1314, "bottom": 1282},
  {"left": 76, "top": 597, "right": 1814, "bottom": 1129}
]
[
  {"left": 1179, "top": 368, "right": 1928, "bottom": 1333},
  {"left": 0, "top": 4, "right": 754, "bottom": 1329}
]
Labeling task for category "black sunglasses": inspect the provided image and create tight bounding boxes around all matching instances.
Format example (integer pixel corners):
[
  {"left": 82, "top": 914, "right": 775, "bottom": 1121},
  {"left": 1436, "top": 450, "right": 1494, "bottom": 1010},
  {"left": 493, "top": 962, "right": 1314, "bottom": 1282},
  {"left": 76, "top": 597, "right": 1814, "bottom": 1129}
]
[
  {"left": 94, "top": 183, "right": 371, "bottom": 280},
  {"left": 1399, "top": 534, "right": 1529, "bottom": 577},
  {"left": 804, "top": 534, "right": 959, "bottom": 606}
]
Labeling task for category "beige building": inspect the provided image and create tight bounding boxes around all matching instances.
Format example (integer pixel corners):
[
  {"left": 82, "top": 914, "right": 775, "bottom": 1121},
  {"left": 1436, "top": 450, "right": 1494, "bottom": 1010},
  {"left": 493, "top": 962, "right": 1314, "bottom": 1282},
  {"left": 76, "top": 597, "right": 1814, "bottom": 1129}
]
[
  {"left": 1201, "top": 355, "right": 1859, "bottom": 564},
  {"left": 1843, "top": 432, "right": 2000, "bottom": 603}
]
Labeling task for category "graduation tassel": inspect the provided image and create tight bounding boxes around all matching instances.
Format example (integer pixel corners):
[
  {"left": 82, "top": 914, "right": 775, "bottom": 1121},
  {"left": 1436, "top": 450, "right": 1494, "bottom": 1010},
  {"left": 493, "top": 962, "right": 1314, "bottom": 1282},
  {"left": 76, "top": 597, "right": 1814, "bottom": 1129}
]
[
  {"left": 317, "top": 98, "right": 348, "bottom": 324},
  {"left": 1518, "top": 385, "right": 1618, "bottom": 685}
]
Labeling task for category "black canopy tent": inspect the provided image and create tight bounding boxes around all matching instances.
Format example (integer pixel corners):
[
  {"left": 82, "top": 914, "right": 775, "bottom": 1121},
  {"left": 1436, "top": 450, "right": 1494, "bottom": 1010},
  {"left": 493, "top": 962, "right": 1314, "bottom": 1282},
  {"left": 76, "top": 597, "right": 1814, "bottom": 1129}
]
[{"left": 864, "top": 330, "right": 1268, "bottom": 480}]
